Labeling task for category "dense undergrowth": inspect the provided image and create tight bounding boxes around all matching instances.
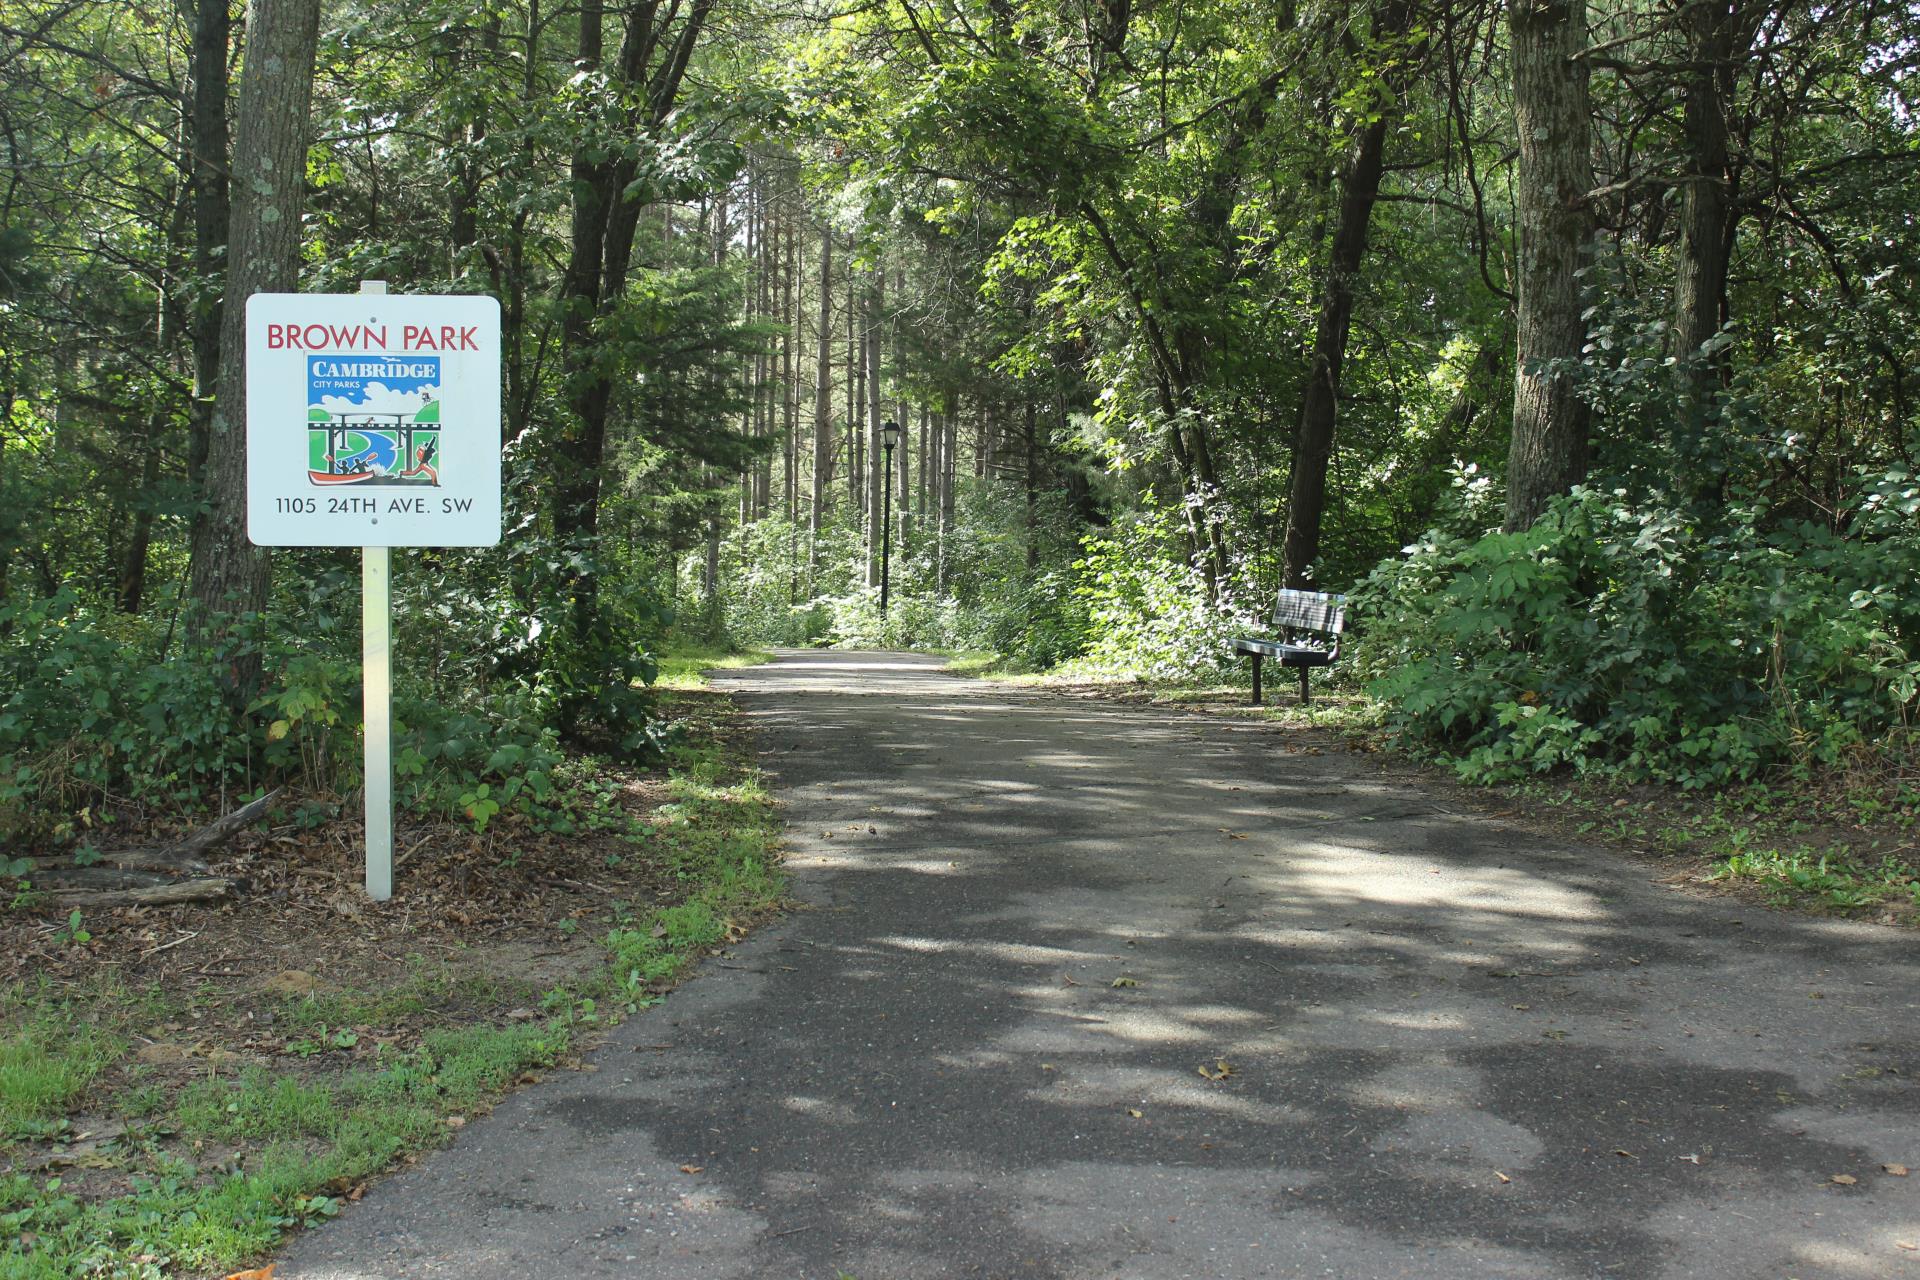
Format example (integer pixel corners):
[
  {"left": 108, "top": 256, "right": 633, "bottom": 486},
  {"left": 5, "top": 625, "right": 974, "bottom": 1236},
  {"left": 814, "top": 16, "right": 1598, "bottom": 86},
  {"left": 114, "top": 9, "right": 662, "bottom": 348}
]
[
  {"left": 0, "top": 537, "right": 686, "bottom": 847},
  {"left": 1356, "top": 472, "right": 1920, "bottom": 789}
]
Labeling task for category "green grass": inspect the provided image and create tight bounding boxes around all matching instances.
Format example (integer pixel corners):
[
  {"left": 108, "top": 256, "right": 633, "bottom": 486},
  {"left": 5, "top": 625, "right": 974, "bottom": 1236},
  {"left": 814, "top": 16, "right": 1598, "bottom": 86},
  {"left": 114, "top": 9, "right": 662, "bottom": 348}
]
[
  {"left": 1533, "top": 773, "right": 1919, "bottom": 918},
  {"left": 1708, "top": 841, "right": 1920, "bottom": 911},
  {"left": 940, "top": 650, "right": 1043, "bottom": 679},
  {"left": 652, "top": 643, "right": 772, "bottom": 690},
  {"left": 0, "top": 701, "right": 785, "bottom": 1278},
  {"left": 587, "top": 733, "right": 784, "bottom": 1010},
  {"left": 0, "top": 1014, "right": 115, "bottom": 1141}
]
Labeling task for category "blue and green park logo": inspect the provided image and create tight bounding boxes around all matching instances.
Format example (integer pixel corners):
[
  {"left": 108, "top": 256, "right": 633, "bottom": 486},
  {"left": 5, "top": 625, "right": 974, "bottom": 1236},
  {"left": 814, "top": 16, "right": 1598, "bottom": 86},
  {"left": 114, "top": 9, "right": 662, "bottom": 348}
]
[{"left": 306, "top": 355, "right": 442, "bottom": 487}]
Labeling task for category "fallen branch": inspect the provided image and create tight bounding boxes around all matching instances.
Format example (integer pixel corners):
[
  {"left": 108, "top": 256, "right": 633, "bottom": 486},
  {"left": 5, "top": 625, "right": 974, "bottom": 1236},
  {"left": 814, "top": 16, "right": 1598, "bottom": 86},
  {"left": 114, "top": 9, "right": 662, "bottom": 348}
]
[
  {"left": 24, "top": 848, "right": 210, "bottom": 874},
  {"left": 43, "top": 877, "right": 242, "bottom": 909},
  {"left": 22, "top": 866, "right": 178, "bottom": 890},
  {"left": 138, "top": 930, "right": 201, "bottom": 959},
  {"left": 168, "top": 787, "right": 283, "bottom": 862},
  {"left": 21, "top": 787, "right": 284, "bottom": 875}
]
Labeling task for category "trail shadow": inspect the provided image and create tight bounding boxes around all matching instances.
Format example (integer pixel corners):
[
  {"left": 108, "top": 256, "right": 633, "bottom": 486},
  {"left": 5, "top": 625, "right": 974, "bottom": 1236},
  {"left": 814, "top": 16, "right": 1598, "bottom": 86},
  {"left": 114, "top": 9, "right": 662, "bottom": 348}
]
[
  {"left": 282, "top": 650, "right": 1920, "bottom": 1280},
  {"left": 543, "top": 651, "right": 1919, "bottom": 1278}
]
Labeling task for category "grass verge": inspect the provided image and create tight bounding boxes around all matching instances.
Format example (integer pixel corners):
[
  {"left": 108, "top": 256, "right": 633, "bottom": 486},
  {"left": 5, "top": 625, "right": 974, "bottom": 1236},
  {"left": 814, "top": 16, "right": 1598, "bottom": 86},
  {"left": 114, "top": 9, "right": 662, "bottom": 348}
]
[
  {"left": 652, "top": 643, "right": 772, "bottom": 691},
  {"left": 0, "top": 691, "right": 783, "bottom": 1279}
]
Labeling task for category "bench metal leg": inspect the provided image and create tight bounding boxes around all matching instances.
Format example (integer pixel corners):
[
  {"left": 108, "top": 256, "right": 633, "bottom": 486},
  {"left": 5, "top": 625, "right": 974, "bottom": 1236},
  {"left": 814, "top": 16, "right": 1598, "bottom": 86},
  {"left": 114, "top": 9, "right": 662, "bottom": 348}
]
[
  {"left": 1299, "top": 666, "right": 1310, "bottom": 706},
  {"left": 1250, "top": 653, "right": 1262, "bottom": 706}
]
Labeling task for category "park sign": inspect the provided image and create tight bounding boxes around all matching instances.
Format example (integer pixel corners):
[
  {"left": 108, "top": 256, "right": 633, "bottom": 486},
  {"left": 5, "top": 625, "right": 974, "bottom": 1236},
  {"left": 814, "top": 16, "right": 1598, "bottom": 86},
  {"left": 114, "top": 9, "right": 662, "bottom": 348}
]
[
  {"left": 245, "top": 284, "right": 502, "bottom": 903},
  {"left": 246, "top": 292, "right": 501, "bottom": 547}
]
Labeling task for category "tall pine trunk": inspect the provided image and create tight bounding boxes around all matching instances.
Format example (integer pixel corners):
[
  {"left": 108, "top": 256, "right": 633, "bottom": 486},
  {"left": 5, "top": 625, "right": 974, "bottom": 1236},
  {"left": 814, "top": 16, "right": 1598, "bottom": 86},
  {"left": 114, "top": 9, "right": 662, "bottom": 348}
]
[
  {"left": 1504, "top": 0, "right": 1596, "bottom": 532},
  {"left": 183, "top": 0, "right": 231, "bottom": 492},
  {"left": 864, "top": 269, "right": 884, "bottom": 588},
  {"left": 810, "top": 226, "right": 833, "bottom": 570}
]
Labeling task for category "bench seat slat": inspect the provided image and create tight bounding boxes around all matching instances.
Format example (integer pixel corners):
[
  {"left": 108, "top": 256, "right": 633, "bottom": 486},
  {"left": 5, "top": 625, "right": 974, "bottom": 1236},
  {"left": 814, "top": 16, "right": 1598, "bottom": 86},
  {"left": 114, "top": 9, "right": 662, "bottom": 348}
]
[{"left": 1230, "top": 638, "right": 1333, "bottom": 665}]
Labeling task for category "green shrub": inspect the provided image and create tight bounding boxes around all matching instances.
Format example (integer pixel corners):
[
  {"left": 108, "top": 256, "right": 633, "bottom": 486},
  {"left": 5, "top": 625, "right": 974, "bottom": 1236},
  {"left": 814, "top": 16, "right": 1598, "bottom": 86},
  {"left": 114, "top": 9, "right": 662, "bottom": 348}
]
[
  {"left": 1355, "top": 480, "right": 1919, "bottom": 786},
  {"left": 0, "top": 584, "right": 623, "bottom": 840},
  {"left": 1068, "top": 512, "right": 1253, "bottom": 681}
]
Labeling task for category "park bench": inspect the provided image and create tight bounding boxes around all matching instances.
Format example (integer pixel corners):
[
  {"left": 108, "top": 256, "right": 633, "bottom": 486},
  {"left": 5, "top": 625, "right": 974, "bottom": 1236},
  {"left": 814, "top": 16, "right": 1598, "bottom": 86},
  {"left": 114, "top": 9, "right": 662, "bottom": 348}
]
[{"left": 1231, "top": 588, "right": 1346, "bottom": 706}]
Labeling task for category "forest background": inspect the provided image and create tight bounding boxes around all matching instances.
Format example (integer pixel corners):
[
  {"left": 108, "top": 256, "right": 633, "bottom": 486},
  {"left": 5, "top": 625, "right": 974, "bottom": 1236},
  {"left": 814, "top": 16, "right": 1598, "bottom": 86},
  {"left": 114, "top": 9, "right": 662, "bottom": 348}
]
[{"left": 2, "top": 0, "right": 1918, "bottom": 859}]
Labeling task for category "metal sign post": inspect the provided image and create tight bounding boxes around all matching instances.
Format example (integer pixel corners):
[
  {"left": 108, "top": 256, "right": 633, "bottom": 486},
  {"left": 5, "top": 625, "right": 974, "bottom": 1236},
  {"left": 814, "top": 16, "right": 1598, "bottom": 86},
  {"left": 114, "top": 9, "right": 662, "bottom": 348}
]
[
  {"left": 359, "top": 281, "right": 393, "bottom": 901},
  {"left": 244, "top": 281, "right": 501, "bottom": 903}
]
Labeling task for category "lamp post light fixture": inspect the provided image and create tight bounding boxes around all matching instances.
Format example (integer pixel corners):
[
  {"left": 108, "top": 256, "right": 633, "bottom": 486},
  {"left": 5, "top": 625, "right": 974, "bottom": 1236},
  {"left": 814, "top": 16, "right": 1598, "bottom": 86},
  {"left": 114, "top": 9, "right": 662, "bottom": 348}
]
[{"left": 880, "top": 419, "right": 902, "bottom": 615}]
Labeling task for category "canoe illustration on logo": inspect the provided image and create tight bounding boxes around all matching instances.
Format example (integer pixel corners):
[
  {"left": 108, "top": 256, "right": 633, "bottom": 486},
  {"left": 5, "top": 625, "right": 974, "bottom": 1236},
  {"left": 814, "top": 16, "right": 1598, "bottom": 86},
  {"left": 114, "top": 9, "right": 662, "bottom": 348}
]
[{"left": 306, "top": 355, "right": 442, "bottom": 487}]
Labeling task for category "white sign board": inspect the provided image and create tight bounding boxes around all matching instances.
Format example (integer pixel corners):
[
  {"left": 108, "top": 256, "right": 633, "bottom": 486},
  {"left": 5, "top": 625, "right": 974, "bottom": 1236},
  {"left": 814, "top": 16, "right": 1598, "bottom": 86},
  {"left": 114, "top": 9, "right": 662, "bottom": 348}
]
[{"left": 246, "top": 293, "right": 501, "bottom": 547}]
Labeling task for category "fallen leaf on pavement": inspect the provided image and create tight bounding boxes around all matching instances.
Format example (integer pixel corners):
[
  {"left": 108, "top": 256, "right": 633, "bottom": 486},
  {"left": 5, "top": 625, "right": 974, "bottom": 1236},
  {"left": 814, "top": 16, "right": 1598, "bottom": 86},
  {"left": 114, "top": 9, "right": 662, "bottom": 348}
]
[
  {"left": 1831, "top": 1174, "right": 1858, "bottom": 1186},
  {"left": 1614, "top": 1149, "right": 1636, "bottom": 1159},
  {"left": 1111, "top": 977, "right": 1139, "bottom": 988},
  {"left": 1885, "top": 1164, "right": 1909, "bottom": 1176},
  {"left": 221, "top": 1268, "right": 274, "bottom": 1280},
  {"left": 680, "top": 1165, "right": 704, "bottom": 1175},
  {"left": 1197, "top": 1060, "right": 1235, "bottom": 1081},
  {"left": 1494, "top": 1171, "right": 1511, "bottom": 1184},
  {"left": 1126, "top": 1109, "right": 1143, "bottom": 1119}
]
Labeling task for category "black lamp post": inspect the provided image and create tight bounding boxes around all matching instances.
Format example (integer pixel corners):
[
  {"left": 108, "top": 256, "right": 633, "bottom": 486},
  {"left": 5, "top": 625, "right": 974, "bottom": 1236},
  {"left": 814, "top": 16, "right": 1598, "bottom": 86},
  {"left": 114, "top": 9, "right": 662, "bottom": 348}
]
[{"left": 880, "top": 419, "right": 902, "bottom": 614}]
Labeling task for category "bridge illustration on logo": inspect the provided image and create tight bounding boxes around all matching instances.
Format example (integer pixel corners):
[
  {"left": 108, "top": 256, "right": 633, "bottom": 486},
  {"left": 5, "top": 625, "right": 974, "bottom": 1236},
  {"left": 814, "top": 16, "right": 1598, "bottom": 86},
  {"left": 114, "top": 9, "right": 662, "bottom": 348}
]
[{"left": 305, "top": 354, "right": 443, "bottom": 487}]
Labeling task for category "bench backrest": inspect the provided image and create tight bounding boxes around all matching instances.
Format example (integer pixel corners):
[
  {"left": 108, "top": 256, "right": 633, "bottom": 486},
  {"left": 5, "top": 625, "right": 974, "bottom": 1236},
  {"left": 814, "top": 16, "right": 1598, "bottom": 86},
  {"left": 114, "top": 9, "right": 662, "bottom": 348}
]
[{"left": 1271, "top": 588, "right": 1345, "bottom": 636}]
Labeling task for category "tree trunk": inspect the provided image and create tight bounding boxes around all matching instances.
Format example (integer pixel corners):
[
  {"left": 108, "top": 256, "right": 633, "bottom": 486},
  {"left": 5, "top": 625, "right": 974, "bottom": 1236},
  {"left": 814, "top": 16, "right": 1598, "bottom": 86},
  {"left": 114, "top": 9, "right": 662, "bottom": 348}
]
[
  {"left": 1503, "top": 0, "right": 1596, "bottom": 532},
  {"left": 1671, "top": 0, "right": 1755, "bottom": 503},
  {"left": 553, "top": 0, "right": 611, "bottom": 607},
  {"left": 848, "top": 270, "right": 863, "bottom": 517},
  {"left": 864, "top": 269, "right": 884, "bottom": 587},
  {"left": 499, "top": 1, "right": 542, "bottom": 444},
  {"left": 978, "top": 400, "right": 992, "bottom": 479},
  {"left": 810, "top": 226, "right": 833, "bottom": 569},
  {"left": 184, "top": 0, "right": 231, "bottom": 493},
  {"left": 126, "top": 108, "right": 193, "bottom": 615},
  {"left": 1279, "top": 0, "right": 1418, "bottom": 587},
  {"left": 186, "top": 0, "right": 323, "bottom": 673},
  {"left": 1024, "top": 399, "right": 1038, "bottom": 569},
  {"left": 1673, "top": 0, "right": 1740, "bottom": 369},
  {"left": 118, "top": 430, "right": 163, "bottom": 613},
  {"left": 549, "top": 0, "right": 714, "bottom": 724},
  {"left": 896, "top": 395, "right": 910, "bottom": 549},
  {"left": 783, "top": 204, "right": 798, "bottom": 525},
  {"left": 704, "top": 511, "right": 721, "bottom": 626},
  {"left": 933, "top": 391, "right": 956, "bottom": 594},
  {"left": 445, "top": 16, "right": 497, "bottom": 277},
  {"left": 915, "top": 403, "right": 928, "bottom": 525},
  {"left": 752, "top": 170, "right": 771, "bottom": 520}
]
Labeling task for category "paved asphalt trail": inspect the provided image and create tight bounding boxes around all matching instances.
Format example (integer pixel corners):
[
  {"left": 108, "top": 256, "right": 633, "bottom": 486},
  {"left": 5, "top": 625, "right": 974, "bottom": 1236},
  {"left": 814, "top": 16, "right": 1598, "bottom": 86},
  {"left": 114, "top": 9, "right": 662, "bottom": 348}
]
[{"left": 282, "top": 650, "right": 1920, "bottom": 1280}]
